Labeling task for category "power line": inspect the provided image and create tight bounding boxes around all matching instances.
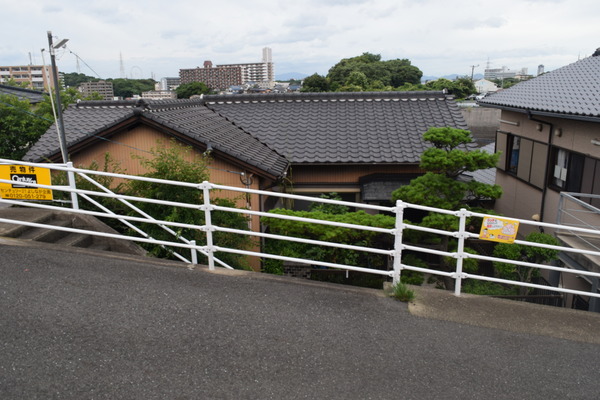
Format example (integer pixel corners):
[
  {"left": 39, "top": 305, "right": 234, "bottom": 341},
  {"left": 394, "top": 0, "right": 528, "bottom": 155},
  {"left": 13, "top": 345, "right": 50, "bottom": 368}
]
[{"left": 68, "top": 48, "right": 102, "bottom": 79}]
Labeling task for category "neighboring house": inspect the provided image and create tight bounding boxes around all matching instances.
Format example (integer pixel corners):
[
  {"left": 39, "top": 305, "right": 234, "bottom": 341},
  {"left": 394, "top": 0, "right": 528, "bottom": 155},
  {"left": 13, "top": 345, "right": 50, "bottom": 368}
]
[
  {"left": 474, "top": 79, "right": 498, "bottom": 94},
  {"left": 23, "top": 99, "right": 290, "bottom": 271},
  {"left": 204, "top": 91, "right": 468, "bottom": 209},
  {"left": 0, "top": 84, "right": 46, "bottom": 104},
  {"left": 479, "top": 51, "right": 600, "bottom": 311},
  {"left": 23, "top": 91, "right": 468, "bottom": 267}
]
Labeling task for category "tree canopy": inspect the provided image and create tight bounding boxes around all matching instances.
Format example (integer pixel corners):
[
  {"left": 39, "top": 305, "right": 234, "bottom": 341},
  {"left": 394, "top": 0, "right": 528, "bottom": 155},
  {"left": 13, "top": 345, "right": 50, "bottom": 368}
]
[
  {"left": 326, "top": 52, "right": 422, "bottom": 91},
  {"left": 300, "top": 52, "right": 475, "bottom": 98},
  {"left": 175, "top": 82, "right": 213, "bottom": 99}
]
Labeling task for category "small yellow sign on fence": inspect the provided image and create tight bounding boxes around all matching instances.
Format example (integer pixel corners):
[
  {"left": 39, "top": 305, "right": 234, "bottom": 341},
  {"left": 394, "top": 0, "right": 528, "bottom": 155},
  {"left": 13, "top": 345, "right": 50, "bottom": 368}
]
[
  {"left": 0, "top": 165, "right": 53, "bottom": 201},
  {"left": 479, "top": 216, "right": 519, "bottom": 243}
]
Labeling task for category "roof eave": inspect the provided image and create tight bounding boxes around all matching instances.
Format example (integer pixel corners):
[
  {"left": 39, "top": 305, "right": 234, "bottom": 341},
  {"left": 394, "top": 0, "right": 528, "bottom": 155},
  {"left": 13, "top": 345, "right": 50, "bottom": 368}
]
[{"left": 479, "top": 102, "right": 600, "bottom": 123}]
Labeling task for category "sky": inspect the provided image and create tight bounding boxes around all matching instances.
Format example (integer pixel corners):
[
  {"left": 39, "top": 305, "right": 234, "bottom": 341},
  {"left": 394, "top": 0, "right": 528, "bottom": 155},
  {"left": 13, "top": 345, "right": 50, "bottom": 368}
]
[{"left": 2, "top": 0, "right": 598, "bottom": 81}]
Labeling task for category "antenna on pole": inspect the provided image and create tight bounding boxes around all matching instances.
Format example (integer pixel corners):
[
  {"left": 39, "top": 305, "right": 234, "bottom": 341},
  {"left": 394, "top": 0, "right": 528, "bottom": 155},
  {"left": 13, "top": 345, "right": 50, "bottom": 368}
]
[
  {"left": 120, "top": 52, "right": 125, "bottom": 79},
  {"left": 470, "top": 64, "right": 479, "bottom": 81}
]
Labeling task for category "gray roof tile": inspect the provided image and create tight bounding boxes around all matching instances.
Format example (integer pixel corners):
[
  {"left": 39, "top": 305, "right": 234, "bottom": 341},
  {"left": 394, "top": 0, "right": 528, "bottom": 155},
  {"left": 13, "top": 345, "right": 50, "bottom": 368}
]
[
  {"left": 24, "top": 99, "right": 289, "bottom": 178},
  {"left": 204, "top": 91, "right": 468, "bottom": 164},
  {"left": 479, "top": 55, "right": 600, "bottom": 118}
]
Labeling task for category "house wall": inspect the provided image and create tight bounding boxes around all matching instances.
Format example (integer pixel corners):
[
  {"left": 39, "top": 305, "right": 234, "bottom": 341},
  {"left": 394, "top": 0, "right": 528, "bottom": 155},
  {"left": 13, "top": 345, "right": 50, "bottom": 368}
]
[
  {"left": 494, "top": 110, "right": 600, "bottom": 227},
  {"left": 69, "top": 125, "right": 264, "bottom": 270}
]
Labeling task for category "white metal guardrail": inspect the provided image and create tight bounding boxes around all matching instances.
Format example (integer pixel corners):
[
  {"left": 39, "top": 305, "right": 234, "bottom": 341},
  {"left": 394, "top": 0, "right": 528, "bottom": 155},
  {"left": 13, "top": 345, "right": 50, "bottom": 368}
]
[{"left": 1, "top": 159, "right": 600, "bottom": 303}]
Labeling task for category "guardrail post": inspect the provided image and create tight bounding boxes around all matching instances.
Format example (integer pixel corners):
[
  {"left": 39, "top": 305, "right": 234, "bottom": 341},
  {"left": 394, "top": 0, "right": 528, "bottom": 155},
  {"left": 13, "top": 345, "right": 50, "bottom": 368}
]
[
  {"left": 190, "top": 240, "right": 198, "bottom": 265},
  {"left": 66, "top": 162, "right": 79, "bottom": 210},
  {"left": 201, "top": 181, "right": 215, "bottom": 270},
  {"left": 454, "top": 208, "right": 469, "bottom": 296},
  {"left": 392, "top": 200, "right": 406, "bottom": 285}
]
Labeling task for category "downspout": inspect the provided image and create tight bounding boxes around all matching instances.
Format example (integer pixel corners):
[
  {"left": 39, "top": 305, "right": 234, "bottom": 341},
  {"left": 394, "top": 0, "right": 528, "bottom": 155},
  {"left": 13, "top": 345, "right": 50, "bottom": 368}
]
[{"left": 527, "top": 110, "right": 554, "bottom": 227}]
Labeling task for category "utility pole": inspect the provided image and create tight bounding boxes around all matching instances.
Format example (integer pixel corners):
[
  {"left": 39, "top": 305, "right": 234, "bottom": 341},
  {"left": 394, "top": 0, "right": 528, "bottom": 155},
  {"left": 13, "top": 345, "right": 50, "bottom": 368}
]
[
  {"left": 47, "top": 31, "right": 69, "bottom": 163},
  {"left": 470, "top": 64, "right": 479, "bottom": 81}
]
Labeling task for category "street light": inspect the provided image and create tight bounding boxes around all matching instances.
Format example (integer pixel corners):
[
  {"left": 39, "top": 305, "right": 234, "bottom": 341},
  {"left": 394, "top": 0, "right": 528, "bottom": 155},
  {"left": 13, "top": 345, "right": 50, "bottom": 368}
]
[{"left": 47, "top": 31, "right": 69, "bottom": 163}]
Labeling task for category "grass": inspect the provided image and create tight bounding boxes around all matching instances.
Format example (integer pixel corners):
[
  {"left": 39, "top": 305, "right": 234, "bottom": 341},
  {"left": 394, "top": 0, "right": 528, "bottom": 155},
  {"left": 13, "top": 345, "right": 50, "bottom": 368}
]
[{"left": 391, "top": 281, "right": 415, "bottom": 302}]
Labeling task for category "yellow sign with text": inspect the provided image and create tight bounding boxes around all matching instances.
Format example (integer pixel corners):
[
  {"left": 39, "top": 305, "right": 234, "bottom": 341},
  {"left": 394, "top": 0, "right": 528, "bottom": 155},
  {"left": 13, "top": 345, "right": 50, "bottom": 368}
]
[
  {"left": 0, "top": 165, "right": 53, "bottom": 201},
  {"left": 479, "top": 216, "right": 519, "bottom": 243}
]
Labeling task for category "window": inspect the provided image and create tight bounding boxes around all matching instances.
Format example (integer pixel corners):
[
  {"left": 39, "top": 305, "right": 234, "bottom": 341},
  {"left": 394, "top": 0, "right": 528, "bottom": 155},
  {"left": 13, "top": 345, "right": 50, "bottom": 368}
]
[
  {"left": 549, "top": 147, "right": 587, "bottom": 192},
  {"left": 497, "top": 132, "right": 547, "bottom": 189},
  {"left": 507, "top": 136, "right": 520, "bottom": 173},
  {"left": 548, "top": 148, "right": 600, "bottom": 198}
]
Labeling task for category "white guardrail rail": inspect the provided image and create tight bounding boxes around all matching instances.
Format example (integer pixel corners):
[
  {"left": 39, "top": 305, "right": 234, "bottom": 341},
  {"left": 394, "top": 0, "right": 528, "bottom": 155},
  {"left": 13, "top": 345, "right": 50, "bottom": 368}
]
[{"left": 1, "top": 159, "right": 599, "bottom": 303}]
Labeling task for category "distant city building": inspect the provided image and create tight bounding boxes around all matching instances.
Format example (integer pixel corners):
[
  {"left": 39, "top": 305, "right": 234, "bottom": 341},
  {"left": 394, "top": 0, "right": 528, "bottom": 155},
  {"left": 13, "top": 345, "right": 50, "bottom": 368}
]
[
  {"left": 0, "top": 64, "right": 56, "bottom": 90},
  {"left": 217, "top": 47, "right": 275, "bottom": 87},
  {"left": 180, "top": 62, "right": 243, "bottom": 91},
  {"left": 179, "top": 47, "right": 274, "bottom": 90},
  {"left": 537, "top": 64, "right": 545, "bottom": 76},
  {"left": 484, "top": 66, "right": 529, "bottom": 81},
  {"left": 142, "top": 90, "right": 177, "bottom": 100},
  {"left": 160, "top": 77, "right": 180, "bottom": 91},
  {"left": 78, "top": 81, "right": 114, "bottom": 100}
]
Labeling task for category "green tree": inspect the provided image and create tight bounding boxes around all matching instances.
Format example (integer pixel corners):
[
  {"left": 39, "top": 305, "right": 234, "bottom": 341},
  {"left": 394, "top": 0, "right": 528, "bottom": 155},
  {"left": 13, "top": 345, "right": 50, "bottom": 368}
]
[
  {"left": 62, "top": 72, "right": 98, "bottom": 88},
  {"left": 493, "top": 232, "right": 560, "bottom": 295},
  {"left": 391, "top": 127, "right": 502, "bottom": 289},
  {"left": 108, "top": 78, "right": 156, "bottom": 98},
  {"left": 175, "top": 82, "right": 213, "bottom": 99},
  {"left": 126, "top": 140, "right": 253, "bottom": 269},
  {"left": 300, "top": 73, "right": 330, "bottom": 92},
  {"left": 327, "top": 52, "right": 423, "bottom": 91},
  {"left": 0, "top": 94, "right": 52, "bottom": 159},
  {"left": 424, "top": 77, "right": 476, "bottom": 99},
  {"left": 0, "top": 82, "right": 104, "bottom": 160}
]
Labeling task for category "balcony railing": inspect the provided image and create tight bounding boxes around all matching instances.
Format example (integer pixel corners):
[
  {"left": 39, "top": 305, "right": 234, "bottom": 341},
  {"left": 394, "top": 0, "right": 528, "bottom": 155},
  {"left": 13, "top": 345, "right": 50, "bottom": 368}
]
[{"left": 557, "top": 193, "right": 600, "bottom": 273}]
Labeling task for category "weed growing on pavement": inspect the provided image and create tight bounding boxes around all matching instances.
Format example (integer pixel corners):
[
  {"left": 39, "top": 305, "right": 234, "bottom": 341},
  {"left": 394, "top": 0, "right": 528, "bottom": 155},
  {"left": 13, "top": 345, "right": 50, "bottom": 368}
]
[{"left": 391, "top": 281, "right": 415, "bottom": 302}]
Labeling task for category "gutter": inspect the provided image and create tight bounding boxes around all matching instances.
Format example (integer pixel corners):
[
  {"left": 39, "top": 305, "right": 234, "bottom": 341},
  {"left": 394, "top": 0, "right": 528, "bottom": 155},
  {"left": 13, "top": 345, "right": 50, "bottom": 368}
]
[{"left": 480, "top": 103, "right": 600, "bottom": 124}]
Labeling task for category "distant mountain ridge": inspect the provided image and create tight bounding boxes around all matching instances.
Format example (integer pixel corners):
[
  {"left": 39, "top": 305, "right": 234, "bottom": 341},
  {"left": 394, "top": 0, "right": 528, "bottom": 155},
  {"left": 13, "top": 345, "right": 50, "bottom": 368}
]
[
  {"left": 275, "top": 72, "right": 309, "bottom": 81},
  {"left": 422, "top": 73, "right": 484, "bottom": 82}
]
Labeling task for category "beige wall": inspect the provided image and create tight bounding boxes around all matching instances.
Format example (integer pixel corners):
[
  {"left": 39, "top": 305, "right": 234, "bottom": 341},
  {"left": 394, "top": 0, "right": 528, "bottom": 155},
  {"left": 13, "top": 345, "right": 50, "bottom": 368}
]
[
  {"left": 494, "top": 110, "right": 600, "bottom": 229},
  {"left": 70, "top": 125, "right": 266, "bottom": 270}
]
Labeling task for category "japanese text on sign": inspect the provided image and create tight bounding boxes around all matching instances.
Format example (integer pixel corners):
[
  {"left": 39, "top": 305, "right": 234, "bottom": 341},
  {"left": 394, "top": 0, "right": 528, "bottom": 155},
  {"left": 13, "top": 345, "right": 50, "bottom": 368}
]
[
  {"left": 0, "top": 165, "right": 53, "bottom": 201},
  {"left": 479, "top": 216, "right": 519, "bottom": 243}
]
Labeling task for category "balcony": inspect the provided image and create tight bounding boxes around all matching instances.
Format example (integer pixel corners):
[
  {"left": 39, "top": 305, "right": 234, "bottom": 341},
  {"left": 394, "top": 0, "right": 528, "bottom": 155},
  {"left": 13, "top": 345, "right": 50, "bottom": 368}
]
[{"left": 556, "top": 193, "right": 600, "bottom": 274}]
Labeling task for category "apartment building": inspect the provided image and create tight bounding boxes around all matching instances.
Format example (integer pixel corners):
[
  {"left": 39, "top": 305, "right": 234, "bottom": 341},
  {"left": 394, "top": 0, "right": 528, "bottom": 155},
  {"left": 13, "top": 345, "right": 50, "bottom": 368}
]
[
  {"left": 179, "top": 61, "right": 243, "bottom": 90},
  {"left": 0, "top": 65, "right": 56, "bottom": 90},
  {"left": 179, "top": 47, "right": 274, "bottom": 90},
  {"left": 217, "top": 47, "right": 274, "bottom": 87},
  {"left": 78, "top": 81, "right": 114, "bottom": 100}
]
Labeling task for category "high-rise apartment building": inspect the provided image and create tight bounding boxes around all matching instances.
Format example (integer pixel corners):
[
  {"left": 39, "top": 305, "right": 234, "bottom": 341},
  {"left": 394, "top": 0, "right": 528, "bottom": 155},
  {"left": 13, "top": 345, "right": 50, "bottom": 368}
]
[
  {"left": 179, "top": 47, "right": 275, "bottom": 90},
  {"left": 217, "top": 47, "right": 274, "bottom": 87},
  {"left": 78, "top": 81, "right": 114, "bottom": 100},
  {"left": 180, "top": 61, "right": 243, "bottom": 90},
  {"left": 0, "top": 65, "right": 56, "bottom": 90}
]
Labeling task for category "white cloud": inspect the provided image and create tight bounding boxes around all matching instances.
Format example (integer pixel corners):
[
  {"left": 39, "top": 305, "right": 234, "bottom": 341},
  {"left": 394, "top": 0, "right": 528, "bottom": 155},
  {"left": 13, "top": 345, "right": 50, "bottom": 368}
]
[{"left": 1, "top": 0, "right": 598, "bottom": 79}]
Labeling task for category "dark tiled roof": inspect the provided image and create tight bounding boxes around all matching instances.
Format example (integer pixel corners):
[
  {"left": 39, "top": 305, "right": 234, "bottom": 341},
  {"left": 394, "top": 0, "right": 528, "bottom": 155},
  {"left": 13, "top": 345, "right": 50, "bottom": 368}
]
[
  {"left": 0, "top": 84, "right": 46, "bottom": 103},
  {"left": 479, "top": 55, "right": 600, "bottom": 119},
  {"left": 23, "top": 99, "right": 289, "bottom": 178},
  {"left": 204, "top": 91, "right": 468, "bottom": 164}
]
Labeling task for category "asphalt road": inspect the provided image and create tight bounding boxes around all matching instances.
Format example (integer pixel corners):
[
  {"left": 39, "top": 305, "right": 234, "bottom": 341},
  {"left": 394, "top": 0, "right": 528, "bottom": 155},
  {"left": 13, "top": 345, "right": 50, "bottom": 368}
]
[{"left": 1, "top": 239, "right": 599, "bottom": 399}]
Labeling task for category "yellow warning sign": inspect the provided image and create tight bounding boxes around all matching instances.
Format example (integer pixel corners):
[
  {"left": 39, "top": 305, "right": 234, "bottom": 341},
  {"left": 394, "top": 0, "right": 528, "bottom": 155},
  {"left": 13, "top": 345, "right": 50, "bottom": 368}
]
[
  {"left": 479, "top": 216, "right": 519, "bottom": 243},
  {"left": 0, "top": 165, "right": 53, "bottom": 201}
]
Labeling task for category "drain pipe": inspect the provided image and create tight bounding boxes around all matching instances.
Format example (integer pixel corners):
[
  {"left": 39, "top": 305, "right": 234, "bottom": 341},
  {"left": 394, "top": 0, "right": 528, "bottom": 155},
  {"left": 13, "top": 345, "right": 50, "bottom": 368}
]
[
  {"left": 527, "top": 110, "right": 554, "bottom": 227},
  {"left": 527, "top": 111, "right": 563, "bottom": 289}
]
